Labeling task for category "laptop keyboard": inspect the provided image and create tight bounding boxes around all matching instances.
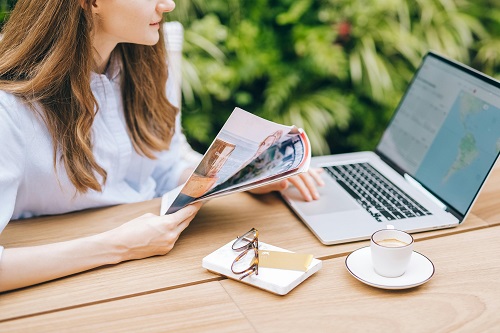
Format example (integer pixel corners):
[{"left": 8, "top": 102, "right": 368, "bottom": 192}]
[{"left": 324, "top": 163, "right": 431, "bottom": 222}]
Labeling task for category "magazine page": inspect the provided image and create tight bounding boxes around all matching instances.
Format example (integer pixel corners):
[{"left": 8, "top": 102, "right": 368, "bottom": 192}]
[
  {"left": 164, "top": 107, "right": 310, "bottom": 214},
  {"left": 199, "top": 129, "right": 310, "bottom": 198}
]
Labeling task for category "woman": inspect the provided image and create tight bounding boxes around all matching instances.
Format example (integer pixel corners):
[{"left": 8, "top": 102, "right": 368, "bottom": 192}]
[{"left": 0, "top": 0, "right": 323, "bottom": 292}]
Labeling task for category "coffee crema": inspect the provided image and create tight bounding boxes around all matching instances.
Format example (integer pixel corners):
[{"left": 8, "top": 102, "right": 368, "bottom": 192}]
[{"left": 375, "top": 238, "right": 409, "bottom": 248}]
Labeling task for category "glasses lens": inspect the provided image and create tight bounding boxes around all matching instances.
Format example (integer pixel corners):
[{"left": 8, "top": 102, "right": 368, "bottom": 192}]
[
  {"left": 232, "top": 228, "right": 258, "bottom": 251},
  {"left": 232, "top": 248, "right": 258, "bottom": 274}
]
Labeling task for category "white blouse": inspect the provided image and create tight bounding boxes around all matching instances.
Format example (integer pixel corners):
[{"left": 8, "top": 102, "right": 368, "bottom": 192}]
[{"left": 0, "top": 59, "right": 194, "bottom": 232}]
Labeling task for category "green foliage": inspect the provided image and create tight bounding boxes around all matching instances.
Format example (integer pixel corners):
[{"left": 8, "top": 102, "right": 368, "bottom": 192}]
[
  {"left": 171, "top": 0, "right": 499, "bottom": 156},
  {"left": 0, "top": 0, "right": 15, "bottom": 26},
  {"left": 1, "top": 0, "right": 498, "bottom": 156}
]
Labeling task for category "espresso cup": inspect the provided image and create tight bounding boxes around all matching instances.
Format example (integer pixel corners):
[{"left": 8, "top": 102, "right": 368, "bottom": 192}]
[{"left": 370, "top": 225, "right": 414, "bottom": 277}]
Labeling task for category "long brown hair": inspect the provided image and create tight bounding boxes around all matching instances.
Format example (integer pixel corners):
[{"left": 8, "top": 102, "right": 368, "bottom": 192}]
[{"left": 0, "top": 0, "right": 178, "bottom": 193}]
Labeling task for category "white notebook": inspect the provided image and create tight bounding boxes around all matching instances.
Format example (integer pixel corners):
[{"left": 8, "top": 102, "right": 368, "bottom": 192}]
[{"left": 202, "top": 240, "right": 322, "bottom": 295}]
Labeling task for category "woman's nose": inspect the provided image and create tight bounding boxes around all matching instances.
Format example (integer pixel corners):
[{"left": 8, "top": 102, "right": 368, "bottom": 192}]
[{"left": 158, "top": 0, "right": 175, "bottom": 13}]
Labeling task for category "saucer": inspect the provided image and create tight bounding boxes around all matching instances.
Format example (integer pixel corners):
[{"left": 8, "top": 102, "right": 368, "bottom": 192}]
[{"left": 345, "top": 246, "right": 435, "bottom": 290}]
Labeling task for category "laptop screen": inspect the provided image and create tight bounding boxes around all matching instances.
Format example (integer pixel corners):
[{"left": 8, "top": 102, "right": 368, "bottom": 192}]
[{"left": 376, "top": 52, "right": 500, "bottom": 217}]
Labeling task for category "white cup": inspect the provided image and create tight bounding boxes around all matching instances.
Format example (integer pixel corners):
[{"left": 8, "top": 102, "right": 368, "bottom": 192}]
[{"left": 370, "top": 225, "right": 414, "bottom": 277}]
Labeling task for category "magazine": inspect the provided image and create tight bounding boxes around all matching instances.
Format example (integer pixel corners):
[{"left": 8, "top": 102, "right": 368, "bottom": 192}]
[{"left": 161, "top": 107, "right": 311, "bottom": 214}]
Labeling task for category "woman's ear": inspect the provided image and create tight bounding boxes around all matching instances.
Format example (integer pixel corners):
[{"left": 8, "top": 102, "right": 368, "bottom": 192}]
[
  {"left": 79, "top": 0, "right": 99, "bottom": 12},
  {"left": 91, "top": 0, "right": 99, "bottom": 12}
]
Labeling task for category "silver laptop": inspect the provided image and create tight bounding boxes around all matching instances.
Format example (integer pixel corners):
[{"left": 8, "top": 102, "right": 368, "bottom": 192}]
[{"left": 282, "top": 51, "right": 500, "bottom": 245}]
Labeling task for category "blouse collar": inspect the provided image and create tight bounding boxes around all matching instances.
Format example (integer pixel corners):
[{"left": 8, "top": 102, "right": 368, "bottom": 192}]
[{"left": 91, "top": 51, "right": 122, "bottom": 83}]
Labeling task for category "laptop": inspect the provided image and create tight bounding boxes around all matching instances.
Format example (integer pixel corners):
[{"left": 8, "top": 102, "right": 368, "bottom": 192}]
[{"left": 281, "top": 51, "right": 500, "bottom": 245}]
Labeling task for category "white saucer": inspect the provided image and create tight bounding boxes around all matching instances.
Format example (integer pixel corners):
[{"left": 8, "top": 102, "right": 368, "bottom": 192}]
[{"left": 345, "top": 246, "right": 435, "bottom": 290}]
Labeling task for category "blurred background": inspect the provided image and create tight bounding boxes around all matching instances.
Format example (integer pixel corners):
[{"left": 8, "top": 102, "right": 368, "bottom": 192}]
[{"left": 1, "top": 0, "right": 499, "bottom": 156}]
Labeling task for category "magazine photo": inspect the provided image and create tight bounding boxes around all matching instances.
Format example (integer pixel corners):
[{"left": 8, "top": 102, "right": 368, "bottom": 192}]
[{"left": 162, "top": 107, "right": 311, "bottom": 214}]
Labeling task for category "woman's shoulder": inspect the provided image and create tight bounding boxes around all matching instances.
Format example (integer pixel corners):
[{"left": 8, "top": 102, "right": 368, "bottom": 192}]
[
  {"left": 0, "top": 89, "right": 21, "bottom": 103},
  {"left": 0, "top": 90, "right": 37, "bottom": 134},
  {"left": 0, "top": 90, "right": 32, "bottom": 119}
]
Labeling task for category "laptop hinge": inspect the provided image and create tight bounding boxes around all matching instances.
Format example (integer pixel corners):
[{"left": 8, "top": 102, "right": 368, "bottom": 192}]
[{"left": 403, "top": 174, "right": 447, "bottom": 211}]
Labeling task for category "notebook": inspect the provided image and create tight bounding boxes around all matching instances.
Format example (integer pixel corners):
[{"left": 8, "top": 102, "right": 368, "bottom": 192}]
[
  {"left": 281, "top": 51, "right": 500, "bottom": 245},
  {"left": 202, "top": 240, "right": 322, "bottom": 295}
]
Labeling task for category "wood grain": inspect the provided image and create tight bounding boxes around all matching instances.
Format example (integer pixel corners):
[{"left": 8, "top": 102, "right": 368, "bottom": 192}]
[
  {"left": 0, "top": 161, "right": 498, "bottom": 322},
  {"left": 0, "top": 281, "right": 252, "bottom": 333},
  {"left": 220, "top": 225, "right": 500, "bottom": 332},
  {"left": 468, "top": 160, "right": 500, "bottom": 226},
  {"left": 3, "top": 225, "right": 500, "bottom": 332}
]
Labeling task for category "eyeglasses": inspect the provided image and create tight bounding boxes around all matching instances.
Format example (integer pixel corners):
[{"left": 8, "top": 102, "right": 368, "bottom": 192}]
[{"left": 231, "top": 228, "right": 259, "bottom": 280}]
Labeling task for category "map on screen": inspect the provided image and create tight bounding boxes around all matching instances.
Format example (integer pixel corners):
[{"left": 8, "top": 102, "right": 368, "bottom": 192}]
[
  {"left": 378, "top": 56, "right": 500, "bottom": 215},
  {"left": 415, "top": 91, "right": 500, "bottom": 214}
]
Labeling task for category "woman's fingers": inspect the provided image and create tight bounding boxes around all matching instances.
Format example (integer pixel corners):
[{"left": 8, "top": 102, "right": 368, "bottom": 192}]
[
  {"left": 288, "top": 175, "right": 315, "bottom": 201},
  {"left": 308, "top": 168, "right": 325, "bottom": 186},
  {"left": 113, "top": 202, "right": 204, "bottom": 260},
  {"left": 286, "top": 168, "right": 325, "bottom": 201},
  {"left": 247, "top": 168, "right": 325, "bottom": 202},
  {"left": 167, "top": 202, "right": 203, "bottom": 227},
  {"left": 247, "top": 180, "right": 288, "bottom": 195},
  {"left": 177, "top": 203, "right": 202, "bottom": 230}
]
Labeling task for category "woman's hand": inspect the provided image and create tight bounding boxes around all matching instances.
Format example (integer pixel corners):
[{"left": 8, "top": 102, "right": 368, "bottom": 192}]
[
  {"left": 248, "top": 168, "right": 325, "bottom": 201},
  {"left": 0, "top": 203, "right": 203, "bottom": 292},
  {"left": 108, "top": 202, "right": 203, "bottom": 262}
]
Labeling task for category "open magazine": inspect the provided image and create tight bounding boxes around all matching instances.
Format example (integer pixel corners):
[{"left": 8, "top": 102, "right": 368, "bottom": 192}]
[{"left": 161, "top": 107, "right": 311, "bottom": 214}]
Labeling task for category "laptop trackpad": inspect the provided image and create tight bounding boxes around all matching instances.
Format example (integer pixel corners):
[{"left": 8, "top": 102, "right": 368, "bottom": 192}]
[{"left": 284, "top": 177, "right": 359, "bottom": 216}]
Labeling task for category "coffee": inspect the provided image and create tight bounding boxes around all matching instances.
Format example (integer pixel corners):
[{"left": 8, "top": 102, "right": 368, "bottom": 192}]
[
  {"left": 376, "top": 238, "right": 409, "bottom": 248},
  {"left": 371, "top": 227, "right": 414, "bottom": 277}
]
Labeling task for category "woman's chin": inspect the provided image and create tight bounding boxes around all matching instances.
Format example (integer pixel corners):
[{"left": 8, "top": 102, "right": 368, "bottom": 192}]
[{"left": 127, "top": 35, "right": 160, "bottom": 46}]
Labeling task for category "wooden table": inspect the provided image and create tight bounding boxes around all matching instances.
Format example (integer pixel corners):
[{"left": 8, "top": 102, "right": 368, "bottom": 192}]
[{"left": 1, "top": 163, "right": 500, "bottom": 332}]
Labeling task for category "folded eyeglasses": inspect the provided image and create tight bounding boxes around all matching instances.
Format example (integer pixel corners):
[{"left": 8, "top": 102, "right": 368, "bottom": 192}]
[{"left": 231, "top": 228, "right": 259, "bottom": 280}]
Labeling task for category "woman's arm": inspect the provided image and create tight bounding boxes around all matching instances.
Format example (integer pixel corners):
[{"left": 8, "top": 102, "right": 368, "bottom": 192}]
[{"left": 0, "top": 203, "right": 202, "bottom": 293}]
